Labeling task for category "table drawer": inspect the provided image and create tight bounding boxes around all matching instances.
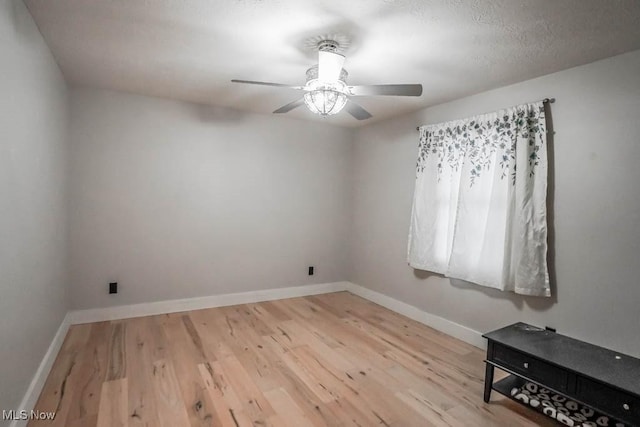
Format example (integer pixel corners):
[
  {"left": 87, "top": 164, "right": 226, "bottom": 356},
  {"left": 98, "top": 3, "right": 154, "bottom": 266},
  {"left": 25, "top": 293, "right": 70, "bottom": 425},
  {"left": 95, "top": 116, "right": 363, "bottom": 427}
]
[
  {"left": 576, "top": 376, "right": 640, "bottom": 424},
  {"left": 492, "top": 344, "right": 569, "bottom": 392}
]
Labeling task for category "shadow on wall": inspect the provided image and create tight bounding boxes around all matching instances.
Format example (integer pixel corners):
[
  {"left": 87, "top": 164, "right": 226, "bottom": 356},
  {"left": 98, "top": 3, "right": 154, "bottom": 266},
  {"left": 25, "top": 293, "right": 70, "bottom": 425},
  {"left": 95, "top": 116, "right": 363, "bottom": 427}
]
[
  {"left": 190, "top": 103, "right": 248, "bottom": 124},
  {"left": 412, "top": 269, "right": 557, "bottom": 312},
  {"left": 545, "top": 101, "right": 557, "bottom": 305},
  {"left": 9, "top": 0, "right": 40, "bottom": 42},
  {"left": 410, "top": 102, "right": 558, "bottom": 313}
]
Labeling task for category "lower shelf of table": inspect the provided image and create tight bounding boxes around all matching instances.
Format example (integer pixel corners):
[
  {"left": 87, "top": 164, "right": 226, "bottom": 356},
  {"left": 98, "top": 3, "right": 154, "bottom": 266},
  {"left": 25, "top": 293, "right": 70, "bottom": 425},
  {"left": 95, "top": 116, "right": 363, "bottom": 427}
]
[
  {"left": 493, "top": 374, "right": 527, "bottom": 397},
  {"left": 492, "top": 374, "right": 630, "bottom": 426}
]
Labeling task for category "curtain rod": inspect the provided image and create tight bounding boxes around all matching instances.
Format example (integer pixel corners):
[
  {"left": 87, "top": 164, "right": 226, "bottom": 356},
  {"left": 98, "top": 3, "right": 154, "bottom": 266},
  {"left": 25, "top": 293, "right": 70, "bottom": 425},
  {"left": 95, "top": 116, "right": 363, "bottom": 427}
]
[{"left": 416, "top": 98, "right": 555, "bottom": 131}]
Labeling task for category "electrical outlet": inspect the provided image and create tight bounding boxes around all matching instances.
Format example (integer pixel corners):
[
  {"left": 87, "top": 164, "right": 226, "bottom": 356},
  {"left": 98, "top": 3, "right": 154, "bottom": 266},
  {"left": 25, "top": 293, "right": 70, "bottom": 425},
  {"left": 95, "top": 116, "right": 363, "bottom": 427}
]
[
  {"left": 109, "top": 282, "right": 118, "bottom": 294},
  {"left": 308, "top": 266, "right": 314, "bottom": 276}
]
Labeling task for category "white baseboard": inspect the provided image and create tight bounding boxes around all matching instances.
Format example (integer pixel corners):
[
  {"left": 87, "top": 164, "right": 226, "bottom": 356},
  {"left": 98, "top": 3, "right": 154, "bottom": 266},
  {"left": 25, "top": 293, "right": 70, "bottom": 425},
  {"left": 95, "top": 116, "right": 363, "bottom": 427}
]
[
  {"left": 345, "top": 282, "right": 486, "bottom": 349},
  {"left": 68, "top": 281, "right": 350, "bottom": 325},
  {"left": 10, "top": 313, "right": 71, "bottom": 427},
  {"left": 67, "top": 281, "right": 484, "bottom": 351}
]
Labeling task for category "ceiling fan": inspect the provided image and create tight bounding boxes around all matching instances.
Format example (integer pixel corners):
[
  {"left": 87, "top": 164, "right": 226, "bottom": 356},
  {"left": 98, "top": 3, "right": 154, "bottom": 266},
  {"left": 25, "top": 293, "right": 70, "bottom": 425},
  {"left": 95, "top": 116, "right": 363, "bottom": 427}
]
[{"left": 231, "top": 40, "right": 423, "bottom": 120}]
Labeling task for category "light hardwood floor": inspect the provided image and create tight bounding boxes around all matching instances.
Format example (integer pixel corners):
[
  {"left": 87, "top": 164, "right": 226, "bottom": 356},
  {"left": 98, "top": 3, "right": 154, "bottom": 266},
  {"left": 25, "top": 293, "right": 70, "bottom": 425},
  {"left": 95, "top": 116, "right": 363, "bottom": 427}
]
[{"left": 29, "top": 292, "right": 553, "bottom": 426}]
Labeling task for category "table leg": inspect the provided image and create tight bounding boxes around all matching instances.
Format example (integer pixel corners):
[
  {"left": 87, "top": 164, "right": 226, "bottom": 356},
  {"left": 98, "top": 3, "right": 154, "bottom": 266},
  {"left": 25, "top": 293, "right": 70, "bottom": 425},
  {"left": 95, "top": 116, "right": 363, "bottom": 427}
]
[{"left": 484, "top": 363, "right": 494, "bottom": 403}]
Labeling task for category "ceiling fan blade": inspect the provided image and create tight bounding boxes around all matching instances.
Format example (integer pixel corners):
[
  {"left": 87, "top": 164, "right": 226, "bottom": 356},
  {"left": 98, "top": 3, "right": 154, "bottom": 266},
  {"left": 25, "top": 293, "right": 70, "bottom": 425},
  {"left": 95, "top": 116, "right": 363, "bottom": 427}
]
[
  {"left": 318, "top": 51, "right": 345, "bottom": 82},
  {"left": 345, "top": 100, "right": 372, "bottom": 120},
  {"left": 273, "top": 98, "right": 305, "bottom": 114},
  {"left": 231, "top": 79, "right": 303, "bottom": 89},
  {"left": 349, "top": 84, "right": 423, "bottom": 97}
]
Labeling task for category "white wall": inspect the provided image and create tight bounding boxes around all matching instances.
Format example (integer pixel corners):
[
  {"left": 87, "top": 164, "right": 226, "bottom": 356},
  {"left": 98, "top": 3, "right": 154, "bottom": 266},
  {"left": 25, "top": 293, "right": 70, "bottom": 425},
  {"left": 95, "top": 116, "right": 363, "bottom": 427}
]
[
  {"left": 0, "top": 0, "right": 69, "bottom": 419},
  {"left": 68, "top": 88, "right": 353, "bottom": 309},
  {"left": 351, "top": 50, "right": 640, "bottom": 356}
]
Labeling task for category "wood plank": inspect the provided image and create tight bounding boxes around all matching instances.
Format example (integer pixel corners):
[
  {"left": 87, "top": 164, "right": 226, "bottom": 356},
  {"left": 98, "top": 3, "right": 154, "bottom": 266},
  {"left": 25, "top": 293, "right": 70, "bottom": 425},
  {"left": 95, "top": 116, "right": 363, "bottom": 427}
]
[
  {"left": 263, "top": 387, "right": 314, "bottom": 427},
  {"left": 161, "top": 313, "right": 218, "bottom": 426},
  {"left": 126, "top": 316, "right": 161, "bottom": 426},
  {"left": 150, "top": 358, "right": 191, "bottom": 426},
  {"left": 217, "top": 354, "right": 276, "bottom": 423},
  {"left": 64, "top": 321, "right": 110, "bottom": 426},
  {"left": 96, "top": 379, "right": 127, "bottom": 427},
  {"left": 198, "top": 361, "right": 250, "bottom": 427},
  {"left": 106, "top": 322, "right": 127, "bottom": 381}
]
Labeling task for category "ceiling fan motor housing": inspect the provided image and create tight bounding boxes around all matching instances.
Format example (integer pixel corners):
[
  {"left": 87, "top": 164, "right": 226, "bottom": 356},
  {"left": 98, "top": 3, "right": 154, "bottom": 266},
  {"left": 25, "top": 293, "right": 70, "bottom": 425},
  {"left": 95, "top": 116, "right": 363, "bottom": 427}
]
[
  {"left": 317, "top": 39, "right": 340, "bottom": 53},
  {"left": 305, "top": 65, "right": 348, "bottom": 84}
]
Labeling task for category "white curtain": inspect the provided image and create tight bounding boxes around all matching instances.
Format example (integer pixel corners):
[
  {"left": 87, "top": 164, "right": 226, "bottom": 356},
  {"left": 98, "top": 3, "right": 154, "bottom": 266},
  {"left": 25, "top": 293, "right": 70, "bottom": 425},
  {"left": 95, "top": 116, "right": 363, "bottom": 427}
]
[{"left": 408, "top": 101, "right": 550, "bottom": 297}]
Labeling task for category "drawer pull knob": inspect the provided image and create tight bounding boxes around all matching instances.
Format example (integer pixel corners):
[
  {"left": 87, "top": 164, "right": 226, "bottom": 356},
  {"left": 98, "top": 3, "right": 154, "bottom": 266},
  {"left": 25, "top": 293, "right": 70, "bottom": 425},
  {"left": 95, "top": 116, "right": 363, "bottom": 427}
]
[
  {"left": 623, "top": 403, "right": 630, "bottom": 411},
  {"left": 523, "top": 362, "right": 529, "bottom": 369}
]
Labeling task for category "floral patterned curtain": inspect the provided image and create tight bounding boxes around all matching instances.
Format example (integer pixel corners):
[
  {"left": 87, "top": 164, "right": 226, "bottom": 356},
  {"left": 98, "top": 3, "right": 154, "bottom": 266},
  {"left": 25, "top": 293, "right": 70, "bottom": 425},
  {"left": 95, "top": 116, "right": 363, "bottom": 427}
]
[{"left": 408, "top": 101, "right": 550, "bottom": 296}]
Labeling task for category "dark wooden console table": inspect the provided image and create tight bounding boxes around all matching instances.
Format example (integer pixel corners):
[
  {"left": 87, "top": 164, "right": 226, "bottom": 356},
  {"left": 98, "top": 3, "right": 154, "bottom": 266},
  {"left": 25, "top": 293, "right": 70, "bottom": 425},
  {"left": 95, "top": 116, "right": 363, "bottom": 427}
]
[{"left": 483, "top": 323, "right": 640, "bottom": 426}]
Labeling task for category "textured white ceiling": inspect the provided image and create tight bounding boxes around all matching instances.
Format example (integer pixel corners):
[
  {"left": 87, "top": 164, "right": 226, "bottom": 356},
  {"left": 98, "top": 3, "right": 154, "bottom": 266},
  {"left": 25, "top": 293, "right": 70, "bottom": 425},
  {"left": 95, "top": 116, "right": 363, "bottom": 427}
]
[{"left": 24, "top": 0, "right": 640, "bottom": 127}]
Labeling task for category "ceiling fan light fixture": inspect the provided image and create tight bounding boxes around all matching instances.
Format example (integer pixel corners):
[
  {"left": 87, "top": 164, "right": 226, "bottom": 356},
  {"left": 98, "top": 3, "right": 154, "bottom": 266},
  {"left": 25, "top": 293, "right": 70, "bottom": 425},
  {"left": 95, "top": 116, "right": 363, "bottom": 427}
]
[
  {"left": 304, "top": 88, "right": 347, "bottom": 116},
  {"left": 303, "top": 78, "right": 348, "bottom": 116}
]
